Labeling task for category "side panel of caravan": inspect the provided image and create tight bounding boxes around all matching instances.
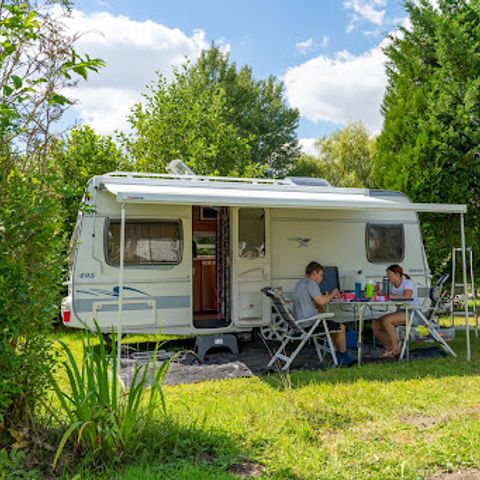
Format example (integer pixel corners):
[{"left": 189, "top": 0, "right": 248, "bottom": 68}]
[
  {"left": 270, "top": 207, "right": 430, "bottom": 321},
  {"left": 69, "top": 191, "right": 194, "bottom": 335}
]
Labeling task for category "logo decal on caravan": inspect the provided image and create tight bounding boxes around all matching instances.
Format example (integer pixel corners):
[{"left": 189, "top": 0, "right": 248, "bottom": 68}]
[{"left": 289, "top": 237, "right": 311, "bottom": 248}]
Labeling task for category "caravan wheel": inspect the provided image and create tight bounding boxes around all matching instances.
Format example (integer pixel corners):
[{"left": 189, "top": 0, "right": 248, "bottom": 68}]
[{"left": 259, "top": 312, "right": 289, "bottom": 342}]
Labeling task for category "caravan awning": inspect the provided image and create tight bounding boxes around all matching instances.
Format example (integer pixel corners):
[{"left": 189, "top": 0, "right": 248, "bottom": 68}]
[{"left": 101, "top": 182, "right": 467, "bottom": 214}]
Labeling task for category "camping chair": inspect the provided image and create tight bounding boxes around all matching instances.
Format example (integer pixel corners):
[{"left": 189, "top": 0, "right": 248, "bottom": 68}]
[
  {"left": 425, "top": 273, "right": 451, "bottom": 323},
  {"left": 399, "top": 273, "right": 450, "bottom": 338},
  {"left": 400, "top": 273, "right": 451, "bottom": 334},
  {"left": 399, "top": 273, "right": 456, "bottom": 359},
  {"left": 261, "top": 287, "right": 338, "bottom": 371}
]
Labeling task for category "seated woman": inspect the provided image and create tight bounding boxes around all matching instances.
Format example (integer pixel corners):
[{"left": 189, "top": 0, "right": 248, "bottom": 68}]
[{"left": 372, "top": 264, "right": 420, "bottom": 358}]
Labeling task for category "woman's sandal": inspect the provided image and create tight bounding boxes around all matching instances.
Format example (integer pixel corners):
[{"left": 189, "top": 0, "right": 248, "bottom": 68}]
[{"left": 380, "top": 350, "right": 395, "bottom": 358}]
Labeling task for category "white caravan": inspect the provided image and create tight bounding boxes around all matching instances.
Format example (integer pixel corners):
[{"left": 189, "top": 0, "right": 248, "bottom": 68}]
[{"left": 61, "top": 170, "right": 467, "bottom": 338}]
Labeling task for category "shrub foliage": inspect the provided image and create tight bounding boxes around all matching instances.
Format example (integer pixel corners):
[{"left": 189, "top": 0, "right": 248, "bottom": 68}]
[{"left": 0, "top": 0, "right": 104, "bottom": 431}]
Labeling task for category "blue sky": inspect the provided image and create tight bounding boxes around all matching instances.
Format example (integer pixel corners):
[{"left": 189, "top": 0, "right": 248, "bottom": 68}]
[{"left": 63, "top": 0, "right": 408, "bottom": 153}]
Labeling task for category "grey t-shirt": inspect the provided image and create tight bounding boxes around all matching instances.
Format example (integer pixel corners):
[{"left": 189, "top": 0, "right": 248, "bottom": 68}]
[{"left": 293, "top": 277, "right": 321, "bottom": 320}]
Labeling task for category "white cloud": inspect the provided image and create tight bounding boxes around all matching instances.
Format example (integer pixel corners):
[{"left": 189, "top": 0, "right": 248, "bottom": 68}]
[
  {"left": 296, "top": 36, "right": 329, "bottom": 55},
  {"left": 344, "top": 0, "right": 386, "bottom": 31},
  {"left": 298, "top": 138, "right": 319, "bottom": 157},
  {"left": 58, "top": 9, "right": 210, "bottom": 134},
  {"left": 296, "top": 38, "right": 314, "bottom": 55},
  {"left": 284, "top": 42, "right": 387, "bottom": 133}
]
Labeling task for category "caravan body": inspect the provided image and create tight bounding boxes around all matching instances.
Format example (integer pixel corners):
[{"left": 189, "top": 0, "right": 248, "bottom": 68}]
[{"left": 62, "top": 172, "right": 434, "bottom": 335}]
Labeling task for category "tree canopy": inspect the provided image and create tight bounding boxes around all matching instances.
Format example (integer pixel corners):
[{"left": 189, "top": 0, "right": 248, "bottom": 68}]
[
  {"left": 289, "top": 122, "right": 376, "bottom": 188},
  {"left": 52, "top": 125, "right": 125, "bottom": 231},
  {"left": 124, "top": 46, "right": 300, "bottom": 176},
  {"left": 375, "top": 0, "right": 480, "bottom": 274}
]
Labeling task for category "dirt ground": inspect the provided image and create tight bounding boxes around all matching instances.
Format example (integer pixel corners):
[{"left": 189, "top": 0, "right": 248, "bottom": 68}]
[{"left": 429, "top": 471, "right": 480, "bottom": 480}]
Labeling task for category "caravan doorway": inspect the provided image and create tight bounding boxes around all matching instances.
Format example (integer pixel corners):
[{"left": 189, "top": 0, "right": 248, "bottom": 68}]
[{"left": 192, "top": 206, "right": 231, "bottom": 328}]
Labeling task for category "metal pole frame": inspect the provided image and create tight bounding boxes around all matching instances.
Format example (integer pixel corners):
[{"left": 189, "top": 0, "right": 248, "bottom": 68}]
[
  {"left": 117, "top": 203, "right": 126, "bottom": 373},
  {"left": 460, "top": 213, "right": 471, "bottom": 361}
]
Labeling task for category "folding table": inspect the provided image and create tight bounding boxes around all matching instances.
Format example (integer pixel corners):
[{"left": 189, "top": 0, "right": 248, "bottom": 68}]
[{"left": 331, "top": 299, "right": 456, "bottom": 365}]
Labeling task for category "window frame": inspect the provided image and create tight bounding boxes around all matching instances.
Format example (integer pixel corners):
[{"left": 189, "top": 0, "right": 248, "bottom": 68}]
[
  {"left": 104, "top": 218, "right": 183, "bottom": 267},
  {"left": 365, "top": 223, "right": 405, "bottom": 264}
]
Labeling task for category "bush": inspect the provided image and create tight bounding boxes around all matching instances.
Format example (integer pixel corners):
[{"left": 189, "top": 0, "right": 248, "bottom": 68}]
[{"left": 0, "top": 167, "right": 64, "bottom": 429}]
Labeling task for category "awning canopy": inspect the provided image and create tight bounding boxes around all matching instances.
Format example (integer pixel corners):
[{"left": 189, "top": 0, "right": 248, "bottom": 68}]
[{"left": 101, "top": 182, "right": 467, "bottom": 214}]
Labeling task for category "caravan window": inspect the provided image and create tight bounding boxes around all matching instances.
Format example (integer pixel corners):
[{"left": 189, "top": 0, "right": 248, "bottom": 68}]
[
  {"left": 106, "top": 220, "right": 182, "bottom": 265},
  {"left": 238, "top": 208, "right": 265, "bottom": 259},
  {"left": 366, "top": 223, "right": 404, "bottom": 263}
]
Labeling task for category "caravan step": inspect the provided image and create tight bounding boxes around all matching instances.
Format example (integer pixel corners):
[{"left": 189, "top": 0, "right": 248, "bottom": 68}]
[{"left": 195, "top": 334, "right": 239, "bottom": 358}]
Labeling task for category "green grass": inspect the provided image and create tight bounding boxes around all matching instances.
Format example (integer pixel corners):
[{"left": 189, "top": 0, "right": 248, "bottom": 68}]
[{"left": 50, "top": 327, "right": 480, "bottom": 480}]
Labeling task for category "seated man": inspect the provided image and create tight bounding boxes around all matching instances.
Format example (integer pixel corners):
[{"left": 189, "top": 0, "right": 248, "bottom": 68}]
[{"left": 293, "top": 261, "right": 354, "bottom": 367}]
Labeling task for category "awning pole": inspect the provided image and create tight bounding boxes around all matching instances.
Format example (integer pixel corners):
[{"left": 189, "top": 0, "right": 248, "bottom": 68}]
[
  {"left": 117, "top": 203, "right": 126, "bottom": 373},
  {"left": 460, "top": 213, "right": 471, "bottom": 361}
]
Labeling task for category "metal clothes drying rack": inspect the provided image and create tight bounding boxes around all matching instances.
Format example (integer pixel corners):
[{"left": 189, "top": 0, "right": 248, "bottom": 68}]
[{"left": 450, "top": 246, "right": 478, "bottom": 336}]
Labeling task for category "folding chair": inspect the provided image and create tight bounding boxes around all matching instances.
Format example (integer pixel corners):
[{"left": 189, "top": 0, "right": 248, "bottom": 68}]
[
  {"left": 425, "top": 273, "right": 451, "bottom": 323},
  {"left": 399, "top": 274, "right": 457, "bottom": 359},
  {"left": 261, "top": 287, "right": 339, "bottom": 371},
  {"left": 400, "top": 273, "right": 451, "bottom": 337}
]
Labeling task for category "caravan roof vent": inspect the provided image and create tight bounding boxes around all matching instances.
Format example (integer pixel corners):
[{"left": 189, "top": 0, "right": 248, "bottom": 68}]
[
  {"left": 166, "top": 159, "right": 196, "bottom": 176},
  {"left": 283, "top": 176, "right": 331, "bottom": 187}
]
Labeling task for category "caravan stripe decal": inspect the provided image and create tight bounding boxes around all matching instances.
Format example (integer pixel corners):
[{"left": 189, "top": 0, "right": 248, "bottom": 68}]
[{"left": 73, "top": 295, "right": 190, "bottom": 313}]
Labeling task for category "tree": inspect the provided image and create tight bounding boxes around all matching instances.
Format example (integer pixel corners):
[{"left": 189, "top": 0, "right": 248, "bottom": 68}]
[
  {"left": 193, "top": 47, "right": 301, "bottom": 174},
  {"left": 124, "top": 46, "right": 300, "bottom": 176},
  {"left": 375, "top": 0, "right": 480, "bottom": 277},
  {"left": 0, "top": 1, "right": 104, "bottom": 163},
  {"left": 0, "top": 0, "right": 104, "bottom": 429},
  {"left": 53, "top": 125, "right": 126, "bottom": 232},
  {"left": 288, "top": 122, "right": 376, "bottom": 187},
  {"left": 124, "top": 70, "right": 254, "bottom": 176},
  {"left": 287, "top": 154, "right": 331, "bottom": 180}
]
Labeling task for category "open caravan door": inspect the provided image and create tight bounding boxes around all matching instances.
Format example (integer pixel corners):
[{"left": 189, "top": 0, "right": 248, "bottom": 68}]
[{"left": 232, "top": 207, "right": 271, "bottom": 327}]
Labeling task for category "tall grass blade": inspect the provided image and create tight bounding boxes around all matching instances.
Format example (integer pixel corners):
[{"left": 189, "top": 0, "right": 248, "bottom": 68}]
[{"left": 52, "top": 420, "right": 84, "bottom": 470}]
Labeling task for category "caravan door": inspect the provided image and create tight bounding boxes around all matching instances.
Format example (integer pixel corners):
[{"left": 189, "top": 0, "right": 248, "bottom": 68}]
[{"left": 232, "top": 207, "right": 271, "bottom": 327}]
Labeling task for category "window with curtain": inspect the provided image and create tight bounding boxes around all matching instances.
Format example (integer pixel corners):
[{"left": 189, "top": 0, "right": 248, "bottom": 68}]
[
  {"left": 366, "top": 223, "right": 404, "bottom": 263},
  {"left": 106, "top": 220, "right": 182, "bottom": 265}
]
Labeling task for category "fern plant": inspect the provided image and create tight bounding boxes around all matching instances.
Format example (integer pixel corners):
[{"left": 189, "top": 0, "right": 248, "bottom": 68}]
[{"left": 48, "top": 327, "right": 170, "bottom": 469}]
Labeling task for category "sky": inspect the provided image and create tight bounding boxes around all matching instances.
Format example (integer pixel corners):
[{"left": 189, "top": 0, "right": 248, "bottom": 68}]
[{"left": 60, "top": 0, "right": 408, "bottom": 155}]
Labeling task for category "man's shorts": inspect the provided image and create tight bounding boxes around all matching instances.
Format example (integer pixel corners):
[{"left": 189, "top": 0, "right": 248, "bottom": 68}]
[{"left": 303, "top": 319, "right": 342, "bottom": 334}]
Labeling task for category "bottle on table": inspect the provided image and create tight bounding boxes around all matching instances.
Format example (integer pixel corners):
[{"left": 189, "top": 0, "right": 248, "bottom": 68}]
[
  {"left": 354, "top": 270, "right": 364, "bottom": 299},
  {"left": 382, "top": 276, "right": 390, "bottom": 299},
  {"left": 365, "top": 279, "right": 374, "bottom": 299}
]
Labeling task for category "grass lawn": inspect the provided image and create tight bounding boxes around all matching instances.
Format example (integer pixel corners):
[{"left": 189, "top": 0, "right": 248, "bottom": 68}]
[{"left": 51, "top": 327, "right": 480, "bottom": 480}]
